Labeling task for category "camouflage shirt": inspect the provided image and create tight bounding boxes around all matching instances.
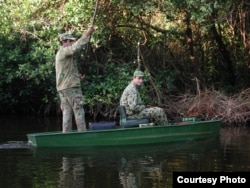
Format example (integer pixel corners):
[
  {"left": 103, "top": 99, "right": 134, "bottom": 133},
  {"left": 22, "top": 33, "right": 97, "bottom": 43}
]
[
  {"left": 120, "top": 81, "right": 146, "bottom": 115},
  {"left": 55, "top": 34, "right": 90, "bottom": 91}
]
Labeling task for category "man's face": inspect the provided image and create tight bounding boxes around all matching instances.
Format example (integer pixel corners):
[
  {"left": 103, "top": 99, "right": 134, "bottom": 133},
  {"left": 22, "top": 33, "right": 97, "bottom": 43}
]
[
  {"left": 133, "top": 76, "right": 144, "bottom": 87},
  {"left": 62, "top": 39, "right": 75, "bottom": 47}
]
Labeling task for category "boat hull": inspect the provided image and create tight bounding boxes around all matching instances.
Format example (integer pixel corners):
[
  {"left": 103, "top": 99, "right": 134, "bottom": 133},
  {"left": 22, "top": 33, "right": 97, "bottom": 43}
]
[{"left": 27, "top": 120, "right": 221, "bottom": 147}]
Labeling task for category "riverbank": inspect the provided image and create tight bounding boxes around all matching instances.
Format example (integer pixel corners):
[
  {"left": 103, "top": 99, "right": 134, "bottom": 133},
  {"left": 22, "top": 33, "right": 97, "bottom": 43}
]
[
  {"left": 1, "top": 88, "right": 250, "bottom": 127},
  {"left": 165, "top": 88, "right": 250, "bottom": 126}
]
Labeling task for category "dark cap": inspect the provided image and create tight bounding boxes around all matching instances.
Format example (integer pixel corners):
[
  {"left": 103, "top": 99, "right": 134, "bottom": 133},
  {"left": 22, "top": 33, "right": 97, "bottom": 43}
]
[
  {"left": 133, "top": 69, "right": 144, "bottom": 77},
  {"left": 59, "top": 33, "right": 76, "bottom": 42}
]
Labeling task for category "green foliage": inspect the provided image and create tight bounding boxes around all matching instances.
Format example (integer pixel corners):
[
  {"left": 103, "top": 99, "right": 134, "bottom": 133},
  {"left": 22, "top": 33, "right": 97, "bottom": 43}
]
[
  {"left": 0, "top": 0, "right": 249, "bottom": 116},
  {"left": 83, "top": 63, "right": 131, "bottom": 107}
]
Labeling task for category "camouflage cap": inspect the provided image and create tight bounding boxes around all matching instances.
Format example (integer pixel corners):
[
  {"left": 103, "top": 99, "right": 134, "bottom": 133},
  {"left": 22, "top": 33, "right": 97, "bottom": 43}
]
[
  {"left": 133, "top": 69, "right": 144, "bottom": 77},
  {"left": 59, "top": 33, "right": 76, "bottom": 42}
]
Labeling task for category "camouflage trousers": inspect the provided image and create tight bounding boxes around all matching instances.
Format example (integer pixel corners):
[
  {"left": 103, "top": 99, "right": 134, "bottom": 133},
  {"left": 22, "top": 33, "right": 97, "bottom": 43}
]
[
  {"left": 128, "top": 107, "right": 168, "bottom": 125},
  {"left": 58, "top": 87, "right": 86, "bottom": 132}
]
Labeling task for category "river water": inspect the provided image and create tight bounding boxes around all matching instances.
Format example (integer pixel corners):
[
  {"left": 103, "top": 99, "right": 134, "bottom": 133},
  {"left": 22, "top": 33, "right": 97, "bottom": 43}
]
[{"left": 0, "top": 116, "right": 250, "bottom": 188}]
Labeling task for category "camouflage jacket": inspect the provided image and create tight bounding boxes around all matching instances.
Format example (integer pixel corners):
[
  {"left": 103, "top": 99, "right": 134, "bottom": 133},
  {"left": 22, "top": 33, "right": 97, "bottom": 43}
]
[
  {"left": 55, "top": 34, "right": 90, "bottom": 91},
  {"left": 120, "top": 81, "right": 145, "bottom": 115}
]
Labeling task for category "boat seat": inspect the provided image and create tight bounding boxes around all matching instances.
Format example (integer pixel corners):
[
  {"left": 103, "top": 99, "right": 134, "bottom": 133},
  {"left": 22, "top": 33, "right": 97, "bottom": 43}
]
[
  {"left": 89, "top": 121, "right": 116, "bottom": 130},
  {"left": 118, "top": 105, "right": 149, "bottom": 128}
]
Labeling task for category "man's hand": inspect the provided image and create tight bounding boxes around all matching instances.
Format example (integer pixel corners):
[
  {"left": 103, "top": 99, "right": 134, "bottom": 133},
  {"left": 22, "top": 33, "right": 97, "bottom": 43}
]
[
  {"left": 85, "top": 25, "right": 95, "bottom": 36},
  {"left": 79, "top": 74, "right": 85, "bottom": 81}
]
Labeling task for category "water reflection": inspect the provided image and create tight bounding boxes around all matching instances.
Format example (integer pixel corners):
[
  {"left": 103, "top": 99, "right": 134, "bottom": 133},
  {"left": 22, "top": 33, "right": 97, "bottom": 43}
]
[
  {"left": 119, "top": 156, "right": 164, "bottom": 188},
  {"left": 32, "top": 137, "right": 221, "bottom": 188},
  {"left": 119, "top": 157, "right": 142, "bottom": 188},
  {"left": 220, "top": 127, "right": 250, "bottom": 171},
  {"left": 59, "top": 157, "right": 85, "bottom": 188},
  {"left": 56, "top": 151, "right": 166, "bottom": 188}
]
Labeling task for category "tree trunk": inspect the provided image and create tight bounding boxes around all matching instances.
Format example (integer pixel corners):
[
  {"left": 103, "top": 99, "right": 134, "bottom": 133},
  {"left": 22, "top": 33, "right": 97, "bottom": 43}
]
[
  {"left": 211, "top": 6, "right": 236, "bottom": 86},
  {"left": 185, "top": 10, "right": 195, "bottom": 62}
]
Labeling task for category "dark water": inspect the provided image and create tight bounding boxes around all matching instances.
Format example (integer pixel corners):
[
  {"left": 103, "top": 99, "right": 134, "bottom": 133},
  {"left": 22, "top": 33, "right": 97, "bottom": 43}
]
[{"left": 0, "top": 116, "right": 250, "bottom": 188}]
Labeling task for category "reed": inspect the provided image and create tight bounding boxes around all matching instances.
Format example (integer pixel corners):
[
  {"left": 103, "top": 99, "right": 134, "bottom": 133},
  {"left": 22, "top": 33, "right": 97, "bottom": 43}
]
[{"left": 167, "top": 88, "right": 250, "bottom": 126}]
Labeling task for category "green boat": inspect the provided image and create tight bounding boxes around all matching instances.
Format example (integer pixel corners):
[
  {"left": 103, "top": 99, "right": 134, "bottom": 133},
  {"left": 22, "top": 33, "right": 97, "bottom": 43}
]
[
  {"left": 27, "top": 106, "right": 221, "bottom": 147},
  {"left": 27, "top": 120, "right": 221, "bottom": 148}
]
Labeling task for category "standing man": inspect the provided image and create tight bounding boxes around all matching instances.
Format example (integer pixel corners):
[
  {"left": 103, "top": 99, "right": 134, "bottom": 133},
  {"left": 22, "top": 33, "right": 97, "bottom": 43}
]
[
  {"left": 120, "top": 69, "right": 168, "bottom": 125},
  {"left": 55, "top": 25, "right": 94, "bottom": 132}
]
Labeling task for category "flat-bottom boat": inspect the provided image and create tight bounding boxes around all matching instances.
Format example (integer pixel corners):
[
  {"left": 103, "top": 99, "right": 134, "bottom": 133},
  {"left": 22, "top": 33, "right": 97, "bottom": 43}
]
[
  {"left": 27, "top": 105, "right": 221, "bottom": 148},
  {"left": 27, "top": 119, "right": 221, "bottom": 148}
]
